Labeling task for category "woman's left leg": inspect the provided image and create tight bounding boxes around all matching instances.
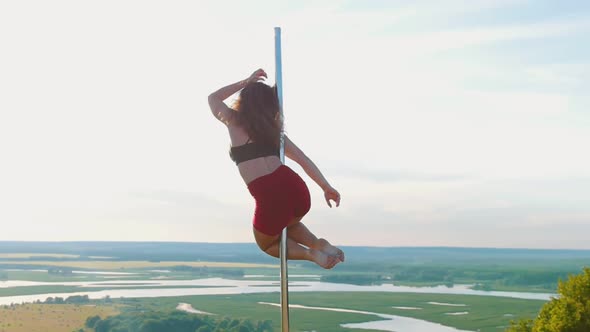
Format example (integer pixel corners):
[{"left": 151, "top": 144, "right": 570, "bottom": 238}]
[
  {"left": 286, "top": 218, "right": 345, "bottom": 262},
  {"left": 253, "top": 227, "right": 340, "bottom": 269},
  {"left": 285, "top": 217, "right": 318, "bottom": 248}
]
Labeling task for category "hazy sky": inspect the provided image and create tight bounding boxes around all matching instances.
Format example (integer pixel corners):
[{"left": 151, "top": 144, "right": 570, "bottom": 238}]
[{"left": 1, "top": 0, "right": 589, "bottom": 248}]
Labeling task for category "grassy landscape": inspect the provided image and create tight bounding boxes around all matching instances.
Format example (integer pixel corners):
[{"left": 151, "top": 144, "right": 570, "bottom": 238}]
[
  {"left": 0, "top": 284, "right": 231, "bottom": 298},
  {"left": 0, "top": 303, "right": 119, "bottom": 332},
  {"left": 114, "top": 292, "right": 545, "bottom": 332},
  {"left": 0, "top": 293, "right": 542, "bottom": 332},
  {"left": 1, "top": 242, "right": 588, "bottom": 332}
]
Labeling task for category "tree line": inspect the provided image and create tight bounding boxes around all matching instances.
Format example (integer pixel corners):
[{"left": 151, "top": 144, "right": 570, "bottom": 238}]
[
  {"left": 328, "top": 263, "right": 575, "bottom": 289},
  {"left": 85, "top": 311, "right": 273, "bottom": 332},
  {"left": 169, "top": 265, "right": 244, "bottom": 278},
  {"left": 43, "top": 295, "right": 91, "bottom": 304}
]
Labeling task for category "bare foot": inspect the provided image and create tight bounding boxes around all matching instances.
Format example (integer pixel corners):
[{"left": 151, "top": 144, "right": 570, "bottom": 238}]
[
  {"left": 316, "top": 238, "right": 345, "bottom": 262},
  {"left": 326, "top": 256, "right": 342, "bottom": 269},
  {"left": 309, "top": 249, "right": 341, "bottom": 269}
]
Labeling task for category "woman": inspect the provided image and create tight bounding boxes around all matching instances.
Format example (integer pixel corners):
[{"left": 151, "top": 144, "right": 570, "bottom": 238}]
[{"left": 208, "top": 69, "right": 344, "bottom": 269}]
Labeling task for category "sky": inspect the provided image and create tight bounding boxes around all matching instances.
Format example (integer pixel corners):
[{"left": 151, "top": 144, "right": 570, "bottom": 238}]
[{"left": 0, "top": 0, "right": 589, "bottom": 248}]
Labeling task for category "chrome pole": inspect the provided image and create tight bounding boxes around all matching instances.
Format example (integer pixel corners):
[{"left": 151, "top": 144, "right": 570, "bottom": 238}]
[{"left": 274, "top": 26, "right": 289, "bottom": 332}]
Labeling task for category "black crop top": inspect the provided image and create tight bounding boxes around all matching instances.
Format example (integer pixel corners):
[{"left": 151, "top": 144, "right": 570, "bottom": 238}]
[{"left": 229, "top": 141, "right": 280, "bottom": 165}]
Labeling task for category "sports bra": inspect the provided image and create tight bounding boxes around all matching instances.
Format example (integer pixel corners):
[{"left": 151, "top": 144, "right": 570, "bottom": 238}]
[{"left": 229, "top": 140, "right": 280, "bottom": 165}]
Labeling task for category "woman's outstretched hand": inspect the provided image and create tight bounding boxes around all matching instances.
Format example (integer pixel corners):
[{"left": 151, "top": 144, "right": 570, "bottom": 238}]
[
  {"left": 247, "top": 68, "right": 267, "bottom": 84},
  {"left": 324, "top": 186, "right": 341, "bottom": 208}
]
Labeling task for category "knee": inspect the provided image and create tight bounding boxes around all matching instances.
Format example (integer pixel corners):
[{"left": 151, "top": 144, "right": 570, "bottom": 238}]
[
  {"left": 258, "top": 241, "right": 279, "bottom": 258},
  {"left": 264, "top": 247, "right": 279, "bottom": 258},
  {"left": 253, "top": 227, "right": 281, "bottom": 256},
  {"left": 255, "top": 236, "right": 278, "bottom": 254},
  {"left": 256, "top": 240, "right": 272, "bottom": 252}
]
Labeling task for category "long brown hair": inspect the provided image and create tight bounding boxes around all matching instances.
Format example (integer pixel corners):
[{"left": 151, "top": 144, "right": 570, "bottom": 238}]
[{"left": 232, "top": 82, "right": 283, "bottom": 147}]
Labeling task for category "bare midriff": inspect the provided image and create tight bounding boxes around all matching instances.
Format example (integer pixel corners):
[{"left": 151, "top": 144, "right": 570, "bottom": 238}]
[
  {"left": 228, "top": 123, "right": 282, "bottom": 185},
  {"left": 238, "top": 156, "right": 282, "bottom": 185}
]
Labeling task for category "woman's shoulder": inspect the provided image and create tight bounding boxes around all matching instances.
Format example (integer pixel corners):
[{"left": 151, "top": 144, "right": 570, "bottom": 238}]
[{"left": 227, "top": 124, "right": 250, "bottom": 144}]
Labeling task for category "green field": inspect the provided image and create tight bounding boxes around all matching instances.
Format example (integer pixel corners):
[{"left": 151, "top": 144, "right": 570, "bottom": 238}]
[
  {"left": 110, "top": 292, "right": 544, "bottom": 332},
  {"left": 1, "top": 242, "right": 587, "bottom": 332},
  {"left": 0, "top": 291, "right": 549, "bottom": 332},
  {"left": 0, "top": 265, "right": 548, "bottom": 332}
]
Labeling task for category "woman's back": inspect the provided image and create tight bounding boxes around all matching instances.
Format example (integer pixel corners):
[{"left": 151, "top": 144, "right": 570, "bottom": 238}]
[{"left": 227, "top": 123, "right": 282, "bottom": 184}]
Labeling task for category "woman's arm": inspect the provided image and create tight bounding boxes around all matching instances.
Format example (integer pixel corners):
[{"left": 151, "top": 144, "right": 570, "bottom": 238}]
[
  {"left": 208, "top": 69, "right": 267, "bottom": 125},
  {"left": 285, "top": 135, "right": 341, "bottom": 207}
]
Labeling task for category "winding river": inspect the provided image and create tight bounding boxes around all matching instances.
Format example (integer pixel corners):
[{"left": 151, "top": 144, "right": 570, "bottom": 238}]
[
  {"left": 0, "top": 276, "right": 555, "bottom": 332},
  {"left": 0, "top": 277, "right": 554, "bottom": 305}
]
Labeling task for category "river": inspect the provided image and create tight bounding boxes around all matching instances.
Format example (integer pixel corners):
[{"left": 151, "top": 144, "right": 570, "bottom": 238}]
[{"left": 0, "top": 277, "right": 554, "bottom": 305}]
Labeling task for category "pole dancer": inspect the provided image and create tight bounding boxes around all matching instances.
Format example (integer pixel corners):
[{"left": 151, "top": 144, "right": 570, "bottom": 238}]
[{"left": 207, "top": 35, "right": 345, "bottom": 270}]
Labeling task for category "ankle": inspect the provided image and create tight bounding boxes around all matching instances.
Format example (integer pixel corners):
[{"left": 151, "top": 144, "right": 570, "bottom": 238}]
[
  {"left": 316, "top": 238, "right": 329, "bottom": 248},
  {"left": 306, "top": 248, "right": 319, "bottom": 261},
  {"left": 310, "top": 238, "right": 324, "bottom": 250}
]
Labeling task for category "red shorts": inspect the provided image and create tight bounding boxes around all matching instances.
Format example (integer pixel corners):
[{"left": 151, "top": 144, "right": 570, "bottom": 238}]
[{"left": 247, "top": 165, "right": 311, "bottom": 236}]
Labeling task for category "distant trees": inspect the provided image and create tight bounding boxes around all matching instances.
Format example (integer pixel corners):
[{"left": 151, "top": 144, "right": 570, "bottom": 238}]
[
  {"left": 331, "top": 263, "right": 574, "bottom": 290},
  {"left": 65, "top": 295, "right": 91, "bottom": 304},
  {"left": 507, "top": 267, "right": 590, "bottom": 332},
  {"left": 170, "top": 265, "right": 244, "bottom": 278},
  {"left": 321, "top": 274, "right": 383, "bottom": 285},
  {"left": 86, "top": 315, "right": 101, "bottom": 328},
  {"left": 44, "top": 297, "right": 64, "bottom": 304},
  {"left": 138, "top": 319, "right": 166, "bottom": 332},
  {"left": 44, "top": 295, "right": 90, "bottom": 304},
  {"left": 86, "top": 310, "right": 273, "bottom": 332}
]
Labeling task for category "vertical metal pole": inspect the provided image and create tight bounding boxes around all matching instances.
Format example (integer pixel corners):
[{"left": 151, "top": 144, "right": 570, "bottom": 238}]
[{"left": 275, "top": 26, "right": 289, "bottom": 332}]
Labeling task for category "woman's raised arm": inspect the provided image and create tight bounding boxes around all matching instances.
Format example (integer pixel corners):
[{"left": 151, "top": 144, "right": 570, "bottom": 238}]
[{"left": 208, "top": 69, "right": 267, "bottom": 125}]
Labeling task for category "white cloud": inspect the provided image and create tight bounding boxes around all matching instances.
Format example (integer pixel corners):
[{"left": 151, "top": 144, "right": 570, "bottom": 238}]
[{"left": 385, "top": 19, "right": 590, "bottom": 56}]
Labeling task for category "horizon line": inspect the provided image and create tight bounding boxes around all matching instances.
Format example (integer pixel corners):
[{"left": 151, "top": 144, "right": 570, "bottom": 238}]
[{"left": 0, "top": 240, "right": 589, "bottom": 251}]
